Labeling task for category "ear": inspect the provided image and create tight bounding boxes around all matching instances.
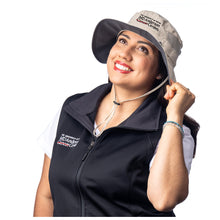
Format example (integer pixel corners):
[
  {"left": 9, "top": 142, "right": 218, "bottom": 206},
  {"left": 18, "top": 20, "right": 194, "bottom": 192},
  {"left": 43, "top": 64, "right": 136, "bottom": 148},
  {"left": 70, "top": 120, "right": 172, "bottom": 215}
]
[{"left": 156, "top": 73, "right": 162, "bottom": 80}]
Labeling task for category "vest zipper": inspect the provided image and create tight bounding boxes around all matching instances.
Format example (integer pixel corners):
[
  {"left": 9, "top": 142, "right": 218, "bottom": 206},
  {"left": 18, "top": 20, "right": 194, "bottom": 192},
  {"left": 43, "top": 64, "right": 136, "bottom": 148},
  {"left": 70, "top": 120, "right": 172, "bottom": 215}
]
[
  {"left": 76, "top": 136, "right": 96, "bottom": 216},
  {"left": 82, "top": 139, "right": 95, "bottom": 161}
]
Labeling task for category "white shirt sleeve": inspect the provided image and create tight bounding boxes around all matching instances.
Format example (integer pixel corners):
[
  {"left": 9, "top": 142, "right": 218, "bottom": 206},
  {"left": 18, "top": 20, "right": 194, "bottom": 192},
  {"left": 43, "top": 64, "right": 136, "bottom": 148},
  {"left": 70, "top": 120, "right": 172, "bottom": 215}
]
[
  {"left": 149, "top": 125, "right": 195, "bottom": 173},
  {"left": 37, "top": 109, "right": 61, "bottom": 158}
]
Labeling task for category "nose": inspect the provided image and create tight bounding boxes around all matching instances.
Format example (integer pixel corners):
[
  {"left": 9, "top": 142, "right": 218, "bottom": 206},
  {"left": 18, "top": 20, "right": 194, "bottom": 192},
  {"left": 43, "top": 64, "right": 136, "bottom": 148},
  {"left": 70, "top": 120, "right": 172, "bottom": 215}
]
[{"left": 118, "top": 47, "right": 132, "bottom": 61}]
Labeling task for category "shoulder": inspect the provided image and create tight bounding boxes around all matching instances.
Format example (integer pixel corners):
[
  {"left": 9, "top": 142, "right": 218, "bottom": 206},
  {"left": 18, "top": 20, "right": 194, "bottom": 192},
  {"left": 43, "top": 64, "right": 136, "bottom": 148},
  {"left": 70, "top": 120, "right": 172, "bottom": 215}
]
[
  {"left": 62, "top": 83, "right": 111, "bottom": 108},
  {"left": 63, "top": 92, "right": 87, "bottom": 107}
]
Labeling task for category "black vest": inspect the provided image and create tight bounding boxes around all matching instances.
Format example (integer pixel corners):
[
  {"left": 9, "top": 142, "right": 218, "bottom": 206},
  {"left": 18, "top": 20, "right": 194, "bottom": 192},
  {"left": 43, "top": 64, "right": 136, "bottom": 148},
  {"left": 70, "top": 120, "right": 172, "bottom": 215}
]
[{"left": 49, "top": 83, "right": 175, "bottom": 217}]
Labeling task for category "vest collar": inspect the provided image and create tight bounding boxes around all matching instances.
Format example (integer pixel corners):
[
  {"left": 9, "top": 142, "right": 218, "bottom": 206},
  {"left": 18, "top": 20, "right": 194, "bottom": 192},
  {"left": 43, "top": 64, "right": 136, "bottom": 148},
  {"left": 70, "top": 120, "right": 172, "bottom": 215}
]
[{"left": 65, "top": 83, "right": 164, "bottom": 133}]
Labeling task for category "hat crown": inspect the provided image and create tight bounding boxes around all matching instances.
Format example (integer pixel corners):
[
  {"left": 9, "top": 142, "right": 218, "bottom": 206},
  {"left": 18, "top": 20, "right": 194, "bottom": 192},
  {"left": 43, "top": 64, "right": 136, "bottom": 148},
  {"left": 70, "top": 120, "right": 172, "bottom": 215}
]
[{"left": 129, "top": 10, "right": 183, "bottom": 66}]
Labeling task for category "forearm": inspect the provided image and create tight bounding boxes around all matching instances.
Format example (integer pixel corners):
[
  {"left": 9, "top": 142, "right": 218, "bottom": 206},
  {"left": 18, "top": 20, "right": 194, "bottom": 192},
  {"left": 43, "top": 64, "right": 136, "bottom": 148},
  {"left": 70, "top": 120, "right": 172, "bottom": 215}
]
[
  {"left": 147, "top": 116, "right": 188, "bottom": 211},
  {"left": 34, "top": 192, "right": 53, "bottom": 216},
  {"left": 34, "top": 154, "right": 53, "bottom": 217}
]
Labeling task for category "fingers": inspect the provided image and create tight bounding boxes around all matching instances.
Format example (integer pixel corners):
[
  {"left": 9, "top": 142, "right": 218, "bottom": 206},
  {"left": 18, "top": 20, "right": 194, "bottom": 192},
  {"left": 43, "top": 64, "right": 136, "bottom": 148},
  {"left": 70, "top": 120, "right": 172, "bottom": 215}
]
[
  {"left": 164, "top": 81, "right": 196, "bottom": 117},
  {"left": 164, "top": 85, "right": 175, "bottom": 100},
  {"left": 173, "top": 83, "right": 196, "bottom": 102},
  {"left": 164, "top": 82, "right": 196, "bottom": 102},
  {"left": 164, "top": 84, "right": 178, "bottom": 100}
]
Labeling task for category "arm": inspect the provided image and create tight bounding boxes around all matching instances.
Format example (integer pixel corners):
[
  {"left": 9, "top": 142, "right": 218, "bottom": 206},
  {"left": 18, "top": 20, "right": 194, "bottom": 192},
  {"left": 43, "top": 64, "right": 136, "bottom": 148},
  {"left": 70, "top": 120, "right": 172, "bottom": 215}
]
[
  {"left": 147, "top": 82, "right": 195, "bottom": 212},
  {"left": 34, "top": 154, "right": 53, "bottom": 217}
]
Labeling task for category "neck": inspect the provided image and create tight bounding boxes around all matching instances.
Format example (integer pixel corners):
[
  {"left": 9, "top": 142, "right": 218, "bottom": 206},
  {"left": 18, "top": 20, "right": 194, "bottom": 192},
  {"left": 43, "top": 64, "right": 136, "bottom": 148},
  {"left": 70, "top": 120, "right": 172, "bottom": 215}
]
[
  {"left": 112, "top": 84, "right": 148, "bottom": 104},
  {"left": 107, "top": 84, "right": 149, "bottom": 114},
  {"left": 111, "top": 77, "right": 169, "bottom": 106}
]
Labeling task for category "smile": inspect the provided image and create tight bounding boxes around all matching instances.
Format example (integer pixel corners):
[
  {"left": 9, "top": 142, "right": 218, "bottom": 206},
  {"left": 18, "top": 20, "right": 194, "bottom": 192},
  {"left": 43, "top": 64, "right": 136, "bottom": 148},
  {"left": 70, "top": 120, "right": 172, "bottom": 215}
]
[{"left": 114, "top": 61, "right": 133, "bottom": 74}]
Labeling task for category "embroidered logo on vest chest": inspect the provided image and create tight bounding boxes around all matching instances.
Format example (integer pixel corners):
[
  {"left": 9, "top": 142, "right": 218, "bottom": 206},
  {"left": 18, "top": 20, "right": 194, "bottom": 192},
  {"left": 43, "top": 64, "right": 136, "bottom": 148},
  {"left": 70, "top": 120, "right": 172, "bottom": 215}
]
[{"left": 57, "top": 134, "right": 80, "bottom": 148}]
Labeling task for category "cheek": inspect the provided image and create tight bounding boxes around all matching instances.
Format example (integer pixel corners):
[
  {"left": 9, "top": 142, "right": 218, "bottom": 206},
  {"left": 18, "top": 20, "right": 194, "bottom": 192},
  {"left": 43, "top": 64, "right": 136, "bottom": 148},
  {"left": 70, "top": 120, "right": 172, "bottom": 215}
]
[
  {"left": 107, "top": 46, "right": 118, "bottom": 72},
  {"left": 108, "top": 46, "right": 117, "bottom": 60},
  {"left": 135, "top": 58, "right": 159, "bottom": 85},
  {"left": 140, "top": 57, "right": 159, "bottom": 76},
  {"left": 106, "top": 58, "right": 115, "bottom": 83},
  {"left": 107, "top": 53, "right": 113, "bottom": 70},
  {"left": 135, "top": 58, "right": 153, "bottom": 77}
]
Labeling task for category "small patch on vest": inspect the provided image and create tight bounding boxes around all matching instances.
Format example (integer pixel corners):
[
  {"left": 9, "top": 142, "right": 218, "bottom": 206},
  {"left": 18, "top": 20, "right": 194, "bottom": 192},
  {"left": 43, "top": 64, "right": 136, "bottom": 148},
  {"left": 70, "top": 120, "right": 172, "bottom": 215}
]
[{"left": 57, "top": 134, "right": 80, "bottom": 148}]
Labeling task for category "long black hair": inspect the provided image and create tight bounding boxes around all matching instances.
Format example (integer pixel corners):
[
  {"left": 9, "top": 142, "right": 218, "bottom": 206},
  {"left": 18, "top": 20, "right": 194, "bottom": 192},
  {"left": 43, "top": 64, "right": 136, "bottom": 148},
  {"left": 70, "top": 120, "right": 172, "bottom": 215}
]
[{"left": 156, "top": 54, "right": 200, "bottom": 157}]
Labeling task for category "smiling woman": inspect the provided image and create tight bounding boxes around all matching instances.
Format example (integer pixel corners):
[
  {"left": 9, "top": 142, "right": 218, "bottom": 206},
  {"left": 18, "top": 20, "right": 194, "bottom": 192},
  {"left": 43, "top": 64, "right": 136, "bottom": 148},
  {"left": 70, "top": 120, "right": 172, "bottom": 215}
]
[{"left": 34, "top": 10, "right": 199, "bottom": 217}]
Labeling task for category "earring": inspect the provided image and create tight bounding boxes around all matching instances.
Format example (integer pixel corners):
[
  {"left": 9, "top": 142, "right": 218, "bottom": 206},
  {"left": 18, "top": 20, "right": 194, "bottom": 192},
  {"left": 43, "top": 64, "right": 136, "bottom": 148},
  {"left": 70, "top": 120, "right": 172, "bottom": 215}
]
[{"left": 156, "top": 74, "right": 162, "bottom": 80}]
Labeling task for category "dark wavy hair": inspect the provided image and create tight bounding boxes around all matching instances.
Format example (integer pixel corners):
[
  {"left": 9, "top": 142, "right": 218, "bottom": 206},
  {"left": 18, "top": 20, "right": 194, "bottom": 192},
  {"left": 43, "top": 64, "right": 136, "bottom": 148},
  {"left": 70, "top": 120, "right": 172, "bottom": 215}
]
[{"left": 155, "top": 53, "right": 200, "bottom": 157}]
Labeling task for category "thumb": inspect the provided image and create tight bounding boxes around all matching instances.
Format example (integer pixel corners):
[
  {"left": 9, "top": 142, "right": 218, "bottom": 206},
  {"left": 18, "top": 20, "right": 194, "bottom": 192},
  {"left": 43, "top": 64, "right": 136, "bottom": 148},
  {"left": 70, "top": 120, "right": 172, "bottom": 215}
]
[
  {"left": 170, "top": 79, "right": 175, "bottom": 85},
  {"left": 164, "top": 85, "right": 170, "bottom": 100}
]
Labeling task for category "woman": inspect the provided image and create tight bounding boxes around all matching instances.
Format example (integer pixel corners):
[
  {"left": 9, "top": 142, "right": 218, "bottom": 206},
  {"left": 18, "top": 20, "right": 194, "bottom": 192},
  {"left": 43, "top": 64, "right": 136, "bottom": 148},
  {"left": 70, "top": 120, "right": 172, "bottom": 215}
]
[{"left": 34, "top": 10, "right": 199, "bottom": 217}]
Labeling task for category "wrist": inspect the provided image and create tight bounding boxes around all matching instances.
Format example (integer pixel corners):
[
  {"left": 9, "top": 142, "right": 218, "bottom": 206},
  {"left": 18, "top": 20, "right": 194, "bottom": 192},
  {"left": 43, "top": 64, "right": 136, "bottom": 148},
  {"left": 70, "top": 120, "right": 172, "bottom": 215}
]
[
  {"left": 163, "top": 121, "right": 184, "bottom": 137},
  {"left": 166, "top": 114, "right": 184, "bottom": 126}
]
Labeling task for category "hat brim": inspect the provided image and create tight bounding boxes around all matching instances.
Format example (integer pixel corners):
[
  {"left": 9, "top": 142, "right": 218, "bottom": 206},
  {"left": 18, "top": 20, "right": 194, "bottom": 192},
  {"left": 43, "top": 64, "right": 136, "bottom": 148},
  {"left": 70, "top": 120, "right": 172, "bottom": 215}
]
[{"left": 92, "top": 18, "right": 175, "bottom": 82}]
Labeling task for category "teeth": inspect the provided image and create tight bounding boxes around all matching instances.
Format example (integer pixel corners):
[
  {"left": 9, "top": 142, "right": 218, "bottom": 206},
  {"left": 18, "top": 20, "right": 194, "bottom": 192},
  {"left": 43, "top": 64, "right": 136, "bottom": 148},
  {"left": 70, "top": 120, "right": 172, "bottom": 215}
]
[{"left": 115, "top": 63, "right": 132, "bottom": 71}]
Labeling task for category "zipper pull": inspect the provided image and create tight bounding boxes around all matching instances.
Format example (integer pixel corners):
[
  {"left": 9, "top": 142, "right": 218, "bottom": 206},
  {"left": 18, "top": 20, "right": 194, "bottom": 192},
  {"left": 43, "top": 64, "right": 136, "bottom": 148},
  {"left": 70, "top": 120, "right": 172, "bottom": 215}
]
[
  {"left": 88, "top": 140, "right": 95, "bottom": 150},
  {"left": 82, "top": 139, "right": 96, "bottom": 161}
]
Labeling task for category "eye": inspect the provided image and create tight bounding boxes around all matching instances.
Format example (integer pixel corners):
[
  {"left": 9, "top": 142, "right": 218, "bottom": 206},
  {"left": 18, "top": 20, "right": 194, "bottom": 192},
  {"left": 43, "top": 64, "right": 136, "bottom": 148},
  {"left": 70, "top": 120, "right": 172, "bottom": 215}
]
[
  {"left": 138, "top": 46, "right": 149, "bottom": 55},
  {"left": 118, "top": 37, "right": 127, "bottom": 45}
]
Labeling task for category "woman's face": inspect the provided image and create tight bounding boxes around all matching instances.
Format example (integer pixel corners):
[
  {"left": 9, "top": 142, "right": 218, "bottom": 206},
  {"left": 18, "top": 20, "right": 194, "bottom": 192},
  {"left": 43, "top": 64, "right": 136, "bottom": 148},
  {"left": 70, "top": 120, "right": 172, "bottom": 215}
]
[{"left": 107, "top": 30, "right": 160, "bottom": 92}]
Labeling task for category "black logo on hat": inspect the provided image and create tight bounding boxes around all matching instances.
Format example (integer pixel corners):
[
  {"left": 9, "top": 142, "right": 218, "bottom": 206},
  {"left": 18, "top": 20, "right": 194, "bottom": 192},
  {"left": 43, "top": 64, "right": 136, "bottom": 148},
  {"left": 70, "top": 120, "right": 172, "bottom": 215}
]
[{"left": 136, "top": 14, "right": 161, "bottom": 31}]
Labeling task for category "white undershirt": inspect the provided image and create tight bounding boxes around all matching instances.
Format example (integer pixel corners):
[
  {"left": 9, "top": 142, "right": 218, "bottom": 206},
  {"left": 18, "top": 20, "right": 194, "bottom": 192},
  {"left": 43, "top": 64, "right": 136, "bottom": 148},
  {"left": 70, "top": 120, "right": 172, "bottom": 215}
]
[{"left": 37, "top": 109, "right": 195, "bottom": 173}]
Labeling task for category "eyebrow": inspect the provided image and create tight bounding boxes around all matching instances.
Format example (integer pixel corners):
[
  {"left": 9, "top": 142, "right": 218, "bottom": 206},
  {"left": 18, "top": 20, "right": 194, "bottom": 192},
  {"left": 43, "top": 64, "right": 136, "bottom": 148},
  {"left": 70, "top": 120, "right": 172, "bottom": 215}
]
[{"left": 120, "top": 33, "right": 154, "bottom": 49}]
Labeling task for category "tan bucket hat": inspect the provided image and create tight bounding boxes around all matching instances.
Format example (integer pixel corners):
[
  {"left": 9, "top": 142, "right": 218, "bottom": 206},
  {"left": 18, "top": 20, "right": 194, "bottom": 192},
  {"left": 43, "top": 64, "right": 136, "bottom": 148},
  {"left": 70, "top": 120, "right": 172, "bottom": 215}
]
[{"left": 92, "top": 10, "right": 183, "bottom": 82}]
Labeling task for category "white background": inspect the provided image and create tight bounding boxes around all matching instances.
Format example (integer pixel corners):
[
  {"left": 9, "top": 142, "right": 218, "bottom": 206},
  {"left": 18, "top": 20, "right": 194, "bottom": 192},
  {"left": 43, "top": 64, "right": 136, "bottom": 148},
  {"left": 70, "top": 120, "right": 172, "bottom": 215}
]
[{"left": 0, "top": 0, "right": 219, "bottom": 219}]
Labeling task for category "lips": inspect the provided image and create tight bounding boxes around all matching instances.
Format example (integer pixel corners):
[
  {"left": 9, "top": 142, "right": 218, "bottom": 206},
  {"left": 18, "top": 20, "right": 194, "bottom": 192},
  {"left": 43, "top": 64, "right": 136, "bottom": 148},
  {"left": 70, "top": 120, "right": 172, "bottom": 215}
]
[{"left": 114, "top": 61, "right": 133, "bottom": 74}]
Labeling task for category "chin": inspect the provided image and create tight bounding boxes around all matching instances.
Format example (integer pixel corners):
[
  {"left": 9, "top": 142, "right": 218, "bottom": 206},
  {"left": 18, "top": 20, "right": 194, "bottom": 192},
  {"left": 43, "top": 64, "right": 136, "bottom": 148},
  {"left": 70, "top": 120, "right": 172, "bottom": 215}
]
[
  {"left": 108, "top": 72, "right": 152, "bottom": 91},
  {"left": 109, "top": 75, "right": 129, "bottom": 86}
]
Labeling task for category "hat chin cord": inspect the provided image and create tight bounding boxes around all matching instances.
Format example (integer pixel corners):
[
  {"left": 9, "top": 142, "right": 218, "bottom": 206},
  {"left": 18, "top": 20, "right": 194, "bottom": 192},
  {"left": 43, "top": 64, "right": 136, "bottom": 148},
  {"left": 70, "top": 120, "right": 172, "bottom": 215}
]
[{"left": 93, "top": 76, "right": 168, "bottom": 137}]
